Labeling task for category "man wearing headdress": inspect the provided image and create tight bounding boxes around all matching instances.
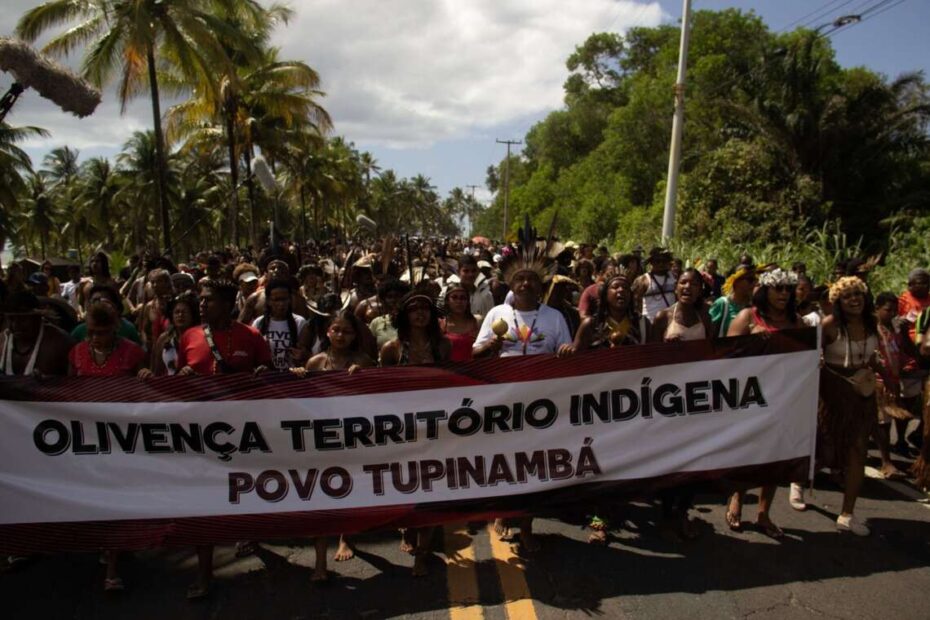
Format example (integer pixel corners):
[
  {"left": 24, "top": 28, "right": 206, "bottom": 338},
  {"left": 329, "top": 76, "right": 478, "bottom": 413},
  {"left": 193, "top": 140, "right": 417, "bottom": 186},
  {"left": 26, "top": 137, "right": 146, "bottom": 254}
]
[
  {"left": 473, "top": 260, "right": 572, "bottom": 358},
  {"left": 472, "top": 219, "right": 573, "bottom": 552}
]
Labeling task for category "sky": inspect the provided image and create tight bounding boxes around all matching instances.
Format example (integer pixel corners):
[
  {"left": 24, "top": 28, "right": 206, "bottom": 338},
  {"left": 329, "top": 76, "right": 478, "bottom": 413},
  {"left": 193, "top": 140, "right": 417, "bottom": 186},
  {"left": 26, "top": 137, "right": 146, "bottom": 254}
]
[{"left": 1, "top": 0, "right": 928, "bottom": 209}]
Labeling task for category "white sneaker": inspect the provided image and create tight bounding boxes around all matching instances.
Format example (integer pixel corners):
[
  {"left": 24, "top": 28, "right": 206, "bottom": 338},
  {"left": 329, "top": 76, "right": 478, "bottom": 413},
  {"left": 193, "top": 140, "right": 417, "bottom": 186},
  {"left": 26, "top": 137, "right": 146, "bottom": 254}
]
[
  {"left": 836, "top": 514, "right": 870, "bottom": 536},
  {"left": 789, "top": 483, "right": 807, "bottom": 511}
]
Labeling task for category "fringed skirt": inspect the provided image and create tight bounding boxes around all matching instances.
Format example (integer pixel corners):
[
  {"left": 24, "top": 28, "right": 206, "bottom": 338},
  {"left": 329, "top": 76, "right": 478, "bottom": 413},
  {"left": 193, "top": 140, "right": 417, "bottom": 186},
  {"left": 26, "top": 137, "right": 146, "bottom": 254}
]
[
  {"left": 910, "top": 376, "right": 930, "bottom": 488},
  {"left": 817, "top": 366, "right": 876, "bottom": 469}
]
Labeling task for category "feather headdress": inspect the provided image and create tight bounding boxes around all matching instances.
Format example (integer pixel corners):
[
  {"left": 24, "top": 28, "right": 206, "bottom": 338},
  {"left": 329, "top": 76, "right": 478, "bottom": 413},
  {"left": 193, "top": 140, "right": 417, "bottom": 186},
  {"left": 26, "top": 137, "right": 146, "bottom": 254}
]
[{"left": 500, "top": 213, "right": 559, "bottom": 284}]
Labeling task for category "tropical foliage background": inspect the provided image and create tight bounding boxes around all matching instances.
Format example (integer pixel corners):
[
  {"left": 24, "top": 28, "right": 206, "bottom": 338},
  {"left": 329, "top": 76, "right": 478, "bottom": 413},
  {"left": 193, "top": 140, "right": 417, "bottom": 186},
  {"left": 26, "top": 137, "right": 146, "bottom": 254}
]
[
  {"left": 1, "top": 0, "right": 482, "bottom": 263},
  {"left": 475, "top": 10, "right": 930, "bottom": 289},
  {"left": 2, "top": 6, "right": 929, "bottom": 290}
]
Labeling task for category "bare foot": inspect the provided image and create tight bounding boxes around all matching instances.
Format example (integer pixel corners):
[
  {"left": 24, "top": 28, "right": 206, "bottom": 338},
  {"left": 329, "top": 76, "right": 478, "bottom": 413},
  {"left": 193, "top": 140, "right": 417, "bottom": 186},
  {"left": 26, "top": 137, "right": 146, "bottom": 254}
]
[
  {"left": 587, "top": 529, "right": 607, "bottom": 545},
  {"left": 880, "top": 463, "right": 906, "bottom": 480},
  {"left": 412, "top": 553, "right": 429, "bottom": 577},
  {"left": 399, "top": 529, "right": 415, "bottom": 554},
  {"left": 492, "top": 518, "right": 511, "bottom": 540},
  {"left": 334, "top": 537, "right": 354, "bottom": 562}
]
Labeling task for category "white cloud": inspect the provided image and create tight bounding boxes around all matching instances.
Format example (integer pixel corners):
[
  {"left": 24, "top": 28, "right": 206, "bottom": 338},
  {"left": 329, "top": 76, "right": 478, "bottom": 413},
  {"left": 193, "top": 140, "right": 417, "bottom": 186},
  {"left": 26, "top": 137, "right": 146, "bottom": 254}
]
[
  {"left": 278, "top": 0, "right": 663, "bottom": 147},
  {"left": 1, "top": 0, "right": 663, "bottom": 156}
]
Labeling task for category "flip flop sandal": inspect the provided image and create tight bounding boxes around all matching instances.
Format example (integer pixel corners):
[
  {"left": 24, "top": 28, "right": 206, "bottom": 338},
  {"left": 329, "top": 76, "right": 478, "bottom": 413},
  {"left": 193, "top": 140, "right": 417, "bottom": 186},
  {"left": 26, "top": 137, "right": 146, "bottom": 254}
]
[
  {"left": 234, "top": 541, "right": 258, "bottom": 558},
  {"left": 757, "top": 520, "right": 784, "bottom": 539},
  {"left": 186, "top": 583, "right": 210, "bottom": 601}
]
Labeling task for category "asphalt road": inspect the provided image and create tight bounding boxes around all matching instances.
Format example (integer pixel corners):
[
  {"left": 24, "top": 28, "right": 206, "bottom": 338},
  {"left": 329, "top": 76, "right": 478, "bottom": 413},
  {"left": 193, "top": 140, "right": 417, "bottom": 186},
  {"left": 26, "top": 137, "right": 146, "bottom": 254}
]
[{"left": 3, "top": 450, "right": 929, "bottom": 620}]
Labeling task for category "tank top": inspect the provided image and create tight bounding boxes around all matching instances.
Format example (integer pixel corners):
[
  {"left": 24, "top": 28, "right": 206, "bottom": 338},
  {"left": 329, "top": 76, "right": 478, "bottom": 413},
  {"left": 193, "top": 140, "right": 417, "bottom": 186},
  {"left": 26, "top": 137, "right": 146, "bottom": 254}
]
[
  {"left": 824, "top": 330, "right": 879, "bottom": 369},
  {"left": 445, "top": 330, "right": 476, "bottom": 362},
  {"left": 161, "top": 335, "right": 180, "bottom": 375},
  {"left": 664, "top": 304, "right": 706, "bottom": 342},
  {"left": 642, "top": 273, "right": 677, "bottom": 321}
]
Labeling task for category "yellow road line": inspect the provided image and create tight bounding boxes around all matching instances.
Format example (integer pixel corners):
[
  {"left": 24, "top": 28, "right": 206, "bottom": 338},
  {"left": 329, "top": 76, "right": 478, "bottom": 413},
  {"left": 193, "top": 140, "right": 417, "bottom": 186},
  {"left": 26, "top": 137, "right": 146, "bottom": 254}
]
[
  {"left": 444, "top": 524, "right": 484, "bottom": 620},
  {"left": 486, "top": 523, "right": 538, "bottom": 620}
]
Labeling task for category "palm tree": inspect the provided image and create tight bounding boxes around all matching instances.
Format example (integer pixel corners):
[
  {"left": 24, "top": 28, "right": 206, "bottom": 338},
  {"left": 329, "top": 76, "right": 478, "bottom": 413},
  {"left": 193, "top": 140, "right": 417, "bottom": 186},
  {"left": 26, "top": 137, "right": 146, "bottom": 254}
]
[
  {"left": 115, "top": 130, "right": 180, "bottom": 254},
  {"left": 20, "top": 171, "right": 57, "bottom": 259},
  {"left": 167, "top": 37, "right": 331, "bottom": 248},
  {"left": 42, "top": 146, "right": 81, "bottom": 256},
  {"left": 16, "top": 0, "right": 261, "bottom": 255},
  {"left": 0, "top": 123, "right": 48, "bottom": 261},
  {"left": 79, "top": 157, "right": 123, "bottom": 250},
  {"left": 408, "top": 174, "right": 438, "bottom": 234}
]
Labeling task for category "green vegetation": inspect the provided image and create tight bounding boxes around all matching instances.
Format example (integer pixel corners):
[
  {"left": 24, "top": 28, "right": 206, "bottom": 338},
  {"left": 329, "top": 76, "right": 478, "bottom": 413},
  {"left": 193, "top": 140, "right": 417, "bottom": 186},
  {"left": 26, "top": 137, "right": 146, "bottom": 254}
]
[
  {"left": 476, "top": 9, "right": 930, "bottom": 286},
  {"left": 2, "top": 0, "right": 481, "bottom": 260}
]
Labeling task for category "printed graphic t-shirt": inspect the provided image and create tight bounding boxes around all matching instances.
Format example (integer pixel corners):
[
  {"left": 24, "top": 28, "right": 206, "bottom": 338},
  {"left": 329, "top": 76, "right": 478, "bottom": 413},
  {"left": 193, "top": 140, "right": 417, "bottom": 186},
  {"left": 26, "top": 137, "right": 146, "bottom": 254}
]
[
  {"left": 474, "top": 303, "right": 571, "bottom": 357},
  {"left": 251, "top": 314, "right": 308, "bottom": 370}
]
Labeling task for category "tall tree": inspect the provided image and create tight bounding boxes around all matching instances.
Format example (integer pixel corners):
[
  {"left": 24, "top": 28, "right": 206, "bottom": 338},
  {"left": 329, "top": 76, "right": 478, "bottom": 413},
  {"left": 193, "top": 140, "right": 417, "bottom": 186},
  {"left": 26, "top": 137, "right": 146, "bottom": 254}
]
[
  {"left": 17, "top": 0, "right": 260, "bottom": 255},
  {"left": 78, "top": 157, "right": 122, "bottom": 250},
  {"left": 0, "top": 123, "right": 47, "bottom": 262}
]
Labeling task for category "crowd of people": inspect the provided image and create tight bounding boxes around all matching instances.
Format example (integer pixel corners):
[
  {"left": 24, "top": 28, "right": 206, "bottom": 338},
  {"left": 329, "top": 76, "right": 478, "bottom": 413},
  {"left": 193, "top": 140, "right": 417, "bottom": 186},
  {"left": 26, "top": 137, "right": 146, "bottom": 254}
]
[{"left": 1, "top": 228, "right": 929, "bottom": 597}]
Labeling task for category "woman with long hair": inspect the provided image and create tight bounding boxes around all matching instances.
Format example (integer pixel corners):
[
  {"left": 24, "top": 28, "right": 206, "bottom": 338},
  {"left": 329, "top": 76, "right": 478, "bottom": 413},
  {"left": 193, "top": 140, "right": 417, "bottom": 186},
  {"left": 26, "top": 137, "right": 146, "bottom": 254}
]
[
  {"left": 726, "top": 269, "right": 804, "bottom": 537},
  {"left": 651, "top": 268, "right": 713, "bottom": 343},
  {"left": 293, "top": 309, "right": 374, "bottom": 581},
  {"left": 819, "top": 277, "right": 881, "bottom": 536},
  {"left": 69, "top": 303, "right": 146, "bottom": 592},
  {"left": 380, "top": 292, "right": 452, "bottom": 366},
  {"left": 573, "top": 267, "right": 650, "bottom": 543},
  {"left": 440, "top": 282, "right": 479, "bottom": 362},
  {"left": 574, "top": 268, "right": 650, "bottom": 351},
  {"left": 303, "top": 309, "right": 374, "bottom": 373},
  {"left": 380, "top": 292, "right": 451, "bottom": 576},
  {"left": 138, "top": 292, "right": 200, "bottom": 378},
  {"left": 650, "top": 268, "right": 713, "bottom": 541}
]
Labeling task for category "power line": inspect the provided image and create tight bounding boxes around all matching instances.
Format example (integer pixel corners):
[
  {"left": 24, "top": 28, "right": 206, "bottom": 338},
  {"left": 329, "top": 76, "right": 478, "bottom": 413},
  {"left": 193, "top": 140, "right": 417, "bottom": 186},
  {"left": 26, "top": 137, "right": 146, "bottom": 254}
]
[
  {"left": 820, "top": 0, "right": 908, "bottom": 39},
  {"left": 859, "top": 0, "right": 908, "bottom": 21},
  {"left": 775, "top": 0, "right": 853, "bottom": 34},
  {"left": 779, "top": 0, "right": 849, "bottom": 32},
  {"left": 608, "top": 0, "right": 651, "bottom": 33}
]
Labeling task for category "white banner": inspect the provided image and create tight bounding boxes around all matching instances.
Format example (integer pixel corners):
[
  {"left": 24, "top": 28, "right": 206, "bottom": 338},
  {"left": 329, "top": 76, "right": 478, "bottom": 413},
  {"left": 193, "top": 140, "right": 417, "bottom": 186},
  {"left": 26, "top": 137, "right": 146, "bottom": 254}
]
[{"left": 0, "top": 349, "right": 819, "bottom": 526}]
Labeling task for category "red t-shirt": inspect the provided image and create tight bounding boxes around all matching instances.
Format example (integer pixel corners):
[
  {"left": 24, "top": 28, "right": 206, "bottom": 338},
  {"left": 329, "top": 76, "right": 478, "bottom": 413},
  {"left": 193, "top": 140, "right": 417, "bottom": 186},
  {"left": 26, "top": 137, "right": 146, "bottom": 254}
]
[
  {"left": 177, "top": 322, "right": 273, "bottom": 375},
  {"left": 897, "top": 290, "right": 930, "bottom": 373},
  {"left": 578, "top": 283, "right": 601, "bottom": 317},
  {"left": 69, "top": 339, "right": 146, "bottom": 377}
]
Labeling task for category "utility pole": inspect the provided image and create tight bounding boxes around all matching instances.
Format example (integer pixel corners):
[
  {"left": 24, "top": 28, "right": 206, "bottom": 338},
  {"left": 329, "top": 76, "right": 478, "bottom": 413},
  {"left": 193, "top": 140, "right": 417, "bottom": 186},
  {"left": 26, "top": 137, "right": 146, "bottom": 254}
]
[
  {"left": 496, "top": 139, "right": 521, "bottom": 240},
  {"left": 661, "top": 0, "right": 692, "bottom": 241},
  {"left": 466, "top": 184, "right": 480, "bottom": 237}
]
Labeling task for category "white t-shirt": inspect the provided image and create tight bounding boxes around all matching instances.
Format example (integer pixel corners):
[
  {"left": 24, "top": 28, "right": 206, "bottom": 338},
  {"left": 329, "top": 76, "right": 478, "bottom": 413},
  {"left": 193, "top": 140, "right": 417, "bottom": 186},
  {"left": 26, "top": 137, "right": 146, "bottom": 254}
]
[
  {"left": 252, "top": 314, "right": 308, "bottom": 370},
  {"left": 474, "top": 303, "right": 571, "bottom": 357},
  {"left": 61, "top": 280, "right": 81, "bottom": 310},
  {"left": 641, "top": 273, "right": 677, "bottom": 321}
]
